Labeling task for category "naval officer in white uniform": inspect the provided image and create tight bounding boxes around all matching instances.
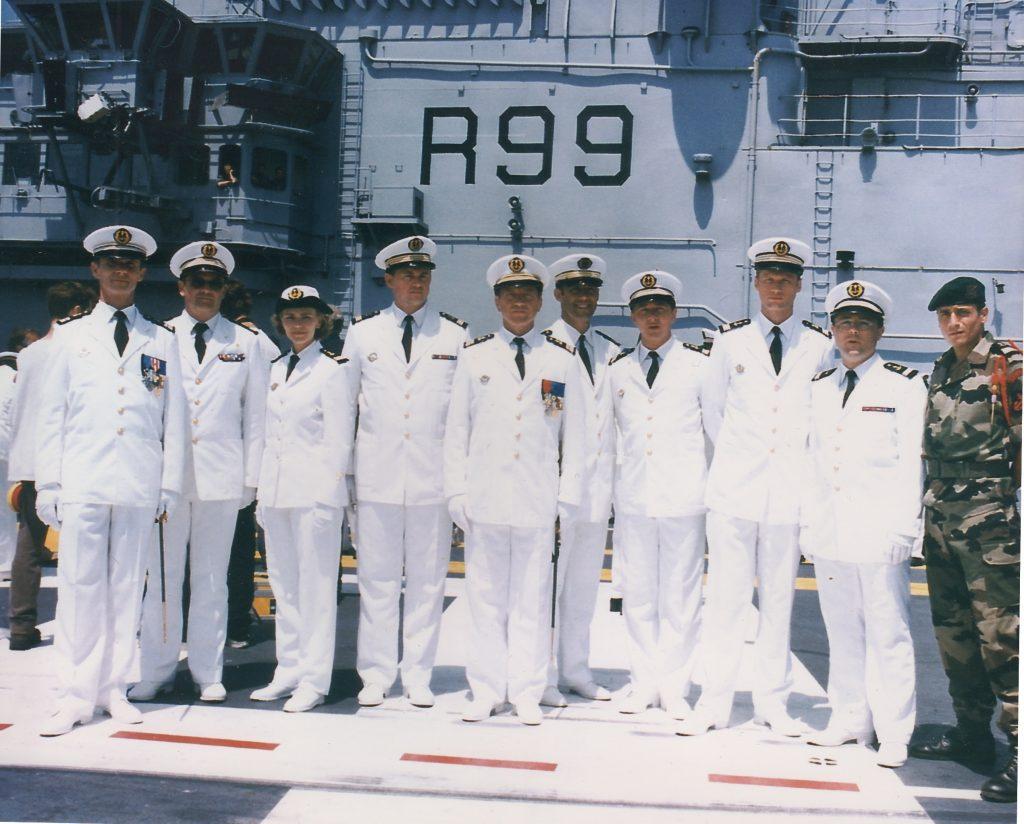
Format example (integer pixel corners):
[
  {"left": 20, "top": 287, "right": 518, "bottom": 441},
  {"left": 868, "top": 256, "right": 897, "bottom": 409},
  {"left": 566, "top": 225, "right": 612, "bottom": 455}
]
[
  {"left": 343, "top": 236, "right": 468, "bottom": 709},
  {"left": 540, "top": 254, "right": 619, "bottom": 707},
  {"left": 805, "top": 280, "right": 925, "bottom": 768},
  {"left": 609, "top": 271, "right": 710, "bottom": 718},
  {"left": 681, "top": 238, "right": 833, "bottom": 737},
  {"left": 251, "top": 286, "right": 354, "bottom": 712},
  {"left": 132, "top": 242, "right": 267, "bottom": 703},
  {"left": 35, "top": 226, "right": 187, "bottom": 736},
  {"left": 444, "top": 255, "right": 585, "bottom": 725}
]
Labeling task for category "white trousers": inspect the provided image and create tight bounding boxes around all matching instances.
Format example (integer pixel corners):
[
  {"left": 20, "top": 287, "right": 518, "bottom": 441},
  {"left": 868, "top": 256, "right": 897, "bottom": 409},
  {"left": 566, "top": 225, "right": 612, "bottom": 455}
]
[
  {"left": 546, "top": 519, "right": 608, "bottom": 688},
  {"left": 698, "top": 510, "right": 800, "bottom": 722},
  {"left": 465, "top": 523, "right": 554, "bottom": 706},
  {"left": 615, "top": 513, "right": 705, "bottom": 701},
  {"left": 355, "top": 501, "right": 451, "bottom": 689},
  {"left": 0, "top": 459, "right": 15, "bottom": 571},
  {"left": 138, "top": 498, "right": 240, "bottom": 685},
  {"left": 54, "top": 504, "right": 154, "bottom": 714},
  {"left": 815, "top": 558, "right": 916, "bottom": 745},
  {"left": 262, "top": 505, "right": 342, "bottom": 696}
]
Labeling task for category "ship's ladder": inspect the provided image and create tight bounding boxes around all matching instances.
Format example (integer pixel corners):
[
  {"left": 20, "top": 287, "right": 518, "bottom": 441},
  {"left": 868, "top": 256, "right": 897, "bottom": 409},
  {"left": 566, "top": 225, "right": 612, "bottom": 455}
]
[
  {"left": 966, "top": 2, "right": 997, "bottom": 65},
  {"left": 336, "top": 61, "right": 366, "bottom": 323},
  {"left": 810, "top": 150, "right": 834, "bottom": 327}
]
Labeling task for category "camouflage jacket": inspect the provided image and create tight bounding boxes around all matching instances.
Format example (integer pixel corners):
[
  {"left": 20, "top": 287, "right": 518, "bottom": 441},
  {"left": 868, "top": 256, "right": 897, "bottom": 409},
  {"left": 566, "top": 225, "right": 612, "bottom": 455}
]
[{"left": 924, "top": 331, "right": 1022, "bottom": 508}]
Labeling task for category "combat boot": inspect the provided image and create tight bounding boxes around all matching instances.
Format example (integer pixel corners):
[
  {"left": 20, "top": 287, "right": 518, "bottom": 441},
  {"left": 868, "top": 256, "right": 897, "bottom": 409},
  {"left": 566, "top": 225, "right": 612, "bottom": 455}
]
[
  {"left": 910, "top": 724, "right": 995, "bottom": 765},
  {"left": 980, "top": 743, "right": 1017, "bottom": 803}
]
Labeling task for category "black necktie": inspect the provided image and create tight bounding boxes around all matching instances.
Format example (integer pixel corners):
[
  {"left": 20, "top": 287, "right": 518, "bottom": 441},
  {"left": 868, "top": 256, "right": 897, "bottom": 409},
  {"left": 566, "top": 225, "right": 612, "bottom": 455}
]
[
  {"left": 646, "top": 350, "right": 660, "bottom": 388},
  {"left": 769, "top": 326, "right": 783, "bottom": 375},
  {"left": 842, "top": 369, "right": 858, "bottom": 408},
  {"left": 512, "top": 336, "right": 526, "bottom": 380},
  {"left": 193, "top": 322, "right": 209, "bottom": 364},
  {"left": 402, "top": 315, "right": 414, "bottom": 363},
  {"left": 113, "top": 310, "right": 129, "bottom": 356},
  {"left": 286, "top": 353, "right": 300, "bottom": 380},
  {"left": 577, "top": 334, "right": 594, "bottom": 384}
]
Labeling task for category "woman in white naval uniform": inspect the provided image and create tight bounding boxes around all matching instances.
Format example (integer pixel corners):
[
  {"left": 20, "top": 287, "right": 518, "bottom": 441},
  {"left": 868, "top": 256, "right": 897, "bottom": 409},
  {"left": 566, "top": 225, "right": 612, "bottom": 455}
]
[
  {"left": 34, "top": 226, "right": 187, "bottom": 737},
  {"left": 133, "top": 242, "right": 267, "bottom": 703},
  {"left": 609, "top": 272, "right": 709, "bottom": 718},
  {"left": 805, "top": 281, "right": 926, "bottom": 769},
  {"left": 682, "top": 238, "right": 834, "bottom": 737},
  {"left": 444, "top": 255, "right": 585, "bottom": 726},
  {"left": 251, "top": 286, "right": 355, "bottom": 712}
]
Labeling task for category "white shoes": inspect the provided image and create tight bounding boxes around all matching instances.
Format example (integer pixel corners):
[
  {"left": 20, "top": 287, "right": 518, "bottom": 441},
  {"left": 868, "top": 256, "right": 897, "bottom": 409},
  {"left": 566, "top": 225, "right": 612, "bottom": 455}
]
[
  {"left": 405, "top": 686, "right": 435, "bottom": 708},
  {"left": 515, "top": 702, "right": 543, "bottom": 726},
  {"left": 104, "top": 694, "right": 143, "bottom": 725},
  {"left": 283, "top": 686, "right": 325, "bottom": 713},
  {"left": 39, "top": 708, "right": 92, "bottom": 737},
  {"left": 757, "top": 711, "right": 804, "bottom": 738},
  {"left": 675, "top": 707, "right": 719, "bottom": 736},
  {"left": 807, "top": 724, "right": 872, "bottom": 747},
  {"left": 198, "top": 682, "right": 227, "bottom": 703},
  {"left": 461, "top": 700, "right": 497, "bottom": 722},
  {"left": 357, "top": 683, "right": 386, "bottom": 707},
  {"left": 618, "top": 690, "right": 657, "bottom": 715},
  {"left": 565, "top": 681, "right": 611, "bottom": 701},
  {"left": 128, "top": 680, "right": 173, "bottom": 701},
  {"left": 876, "top": 742, "right": 908, "bottom": 768},
  {"left": 661, "top": 696, "right": 692, "bottom": 721},
  {"left": 250, "top": 680, "right": 296, "bottom": 702},
  {"left": 540, "top": 686, "right": 568, "bottom": 708}
]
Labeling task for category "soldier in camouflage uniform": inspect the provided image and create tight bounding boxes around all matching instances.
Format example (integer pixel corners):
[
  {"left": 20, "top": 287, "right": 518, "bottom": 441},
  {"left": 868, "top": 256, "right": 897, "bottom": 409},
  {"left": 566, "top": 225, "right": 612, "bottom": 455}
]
[{"left": 910, "top": 276, "right": 1021, "bottom": 804}]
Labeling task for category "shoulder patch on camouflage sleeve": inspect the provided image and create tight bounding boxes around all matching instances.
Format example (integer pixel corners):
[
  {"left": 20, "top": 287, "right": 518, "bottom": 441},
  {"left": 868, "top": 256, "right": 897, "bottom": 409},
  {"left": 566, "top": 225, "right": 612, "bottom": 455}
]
[
  {"left": 595, "top": 329, "right": 620, "bottom": 346},
  {"left": 802, "top": 319, "right": 832, "bottom": 339},
  {"left": 57, "top": 309, "right": 92, "bottom": 325},
  {"left": 812, "top": 367, "right": 837, "bottom": 382},
  {"left": 464, "top": 333, "right": 494, "bottom": 348},
  {"left": 230, "top": 318, "right": 259, "bottom": 335},
  {"left": 884, "top": 361, "right": 920, "bottom": 379},
  {"left": 717, "top": 318, "right": 751, "bottom": 334},
  {"left": 544, "top": 334, "right": 575, "bottom": 355},
  {"left": 439, "top": 311, "right": 468, "bottom": 329},
  {"left": 144, "top": 314, "right": 174, "bottom": 333},
  {"left": 609, "top": 347, "right": 635, "bottom": 366},
  {"left": 351, "top": 310, "right": 381, "bottom": 325},
  {"left": 682, "top": 341, "right": 710, "bottom": 357}
]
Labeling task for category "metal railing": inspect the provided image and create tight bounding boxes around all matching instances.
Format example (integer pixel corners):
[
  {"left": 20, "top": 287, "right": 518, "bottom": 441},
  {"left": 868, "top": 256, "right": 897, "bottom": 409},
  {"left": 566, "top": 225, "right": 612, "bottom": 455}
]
[{"left": 799, "top": 0, "right": 963, "bottom": 39}]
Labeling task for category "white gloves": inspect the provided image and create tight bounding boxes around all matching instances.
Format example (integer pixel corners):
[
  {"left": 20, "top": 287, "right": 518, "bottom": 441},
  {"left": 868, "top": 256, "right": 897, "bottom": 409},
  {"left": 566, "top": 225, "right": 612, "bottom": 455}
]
[
  {"left": 557, "top": 502, "right": 577, "bottom": 530},
  {"left": 35, "top": 486, "right": 62, "bottom": 530},
  {"left": 885, "top": 534, "right": 915, "bottom": 564},
  {"left": 155, "top": 489, "right": 180, "bottom": 522},
  {"left": 448, "top": 494, "right": 469, "bottom": 532},
  {"left": 798, "top": 525, "right": 814, "bottom": 563},
  {"left": 255, "top": 503, "right": 266, "bottom": 529},
  {"left": 239, "top": 487, "right": 257, "bottom": 509}
]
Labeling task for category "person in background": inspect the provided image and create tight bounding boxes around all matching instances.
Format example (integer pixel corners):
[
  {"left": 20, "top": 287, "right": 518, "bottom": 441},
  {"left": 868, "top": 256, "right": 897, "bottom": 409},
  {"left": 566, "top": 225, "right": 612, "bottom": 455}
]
[{"left": 8, "top": 328, "right": 40, "bottom": 352}]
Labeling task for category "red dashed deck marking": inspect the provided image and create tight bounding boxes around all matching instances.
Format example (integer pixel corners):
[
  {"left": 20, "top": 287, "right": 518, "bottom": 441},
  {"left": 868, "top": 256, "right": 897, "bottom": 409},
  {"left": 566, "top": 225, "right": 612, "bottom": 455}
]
[
  {"left": 401, "top": 753, "right": 557, "bottom": 772},
  {"left": 0, "top": 724, "right": 11, "bottom": 731},
  {"left": 111, "top": 730, "right": 278, "bottom": 751},
  {"left": 709, "top": 773, "right": 859, "bottom": 792}
]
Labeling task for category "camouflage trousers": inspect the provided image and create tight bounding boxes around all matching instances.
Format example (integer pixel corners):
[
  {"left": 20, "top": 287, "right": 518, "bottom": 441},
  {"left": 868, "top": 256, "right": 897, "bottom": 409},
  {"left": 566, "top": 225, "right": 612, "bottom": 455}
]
[{"left": 923, "top": 482, "right": 1020, "bottom": 739}]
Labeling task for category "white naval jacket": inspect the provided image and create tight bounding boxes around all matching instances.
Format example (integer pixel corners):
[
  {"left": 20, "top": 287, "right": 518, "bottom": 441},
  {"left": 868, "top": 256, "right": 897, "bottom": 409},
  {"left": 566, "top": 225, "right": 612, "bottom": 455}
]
[
  {"left": 805, "top": 355, "right": 927, "bottom": 563},
  {"left": 342, "top": 303, "right": 469, "bottom": 506},
  {"left": 168, "top": 311, "right": 268, "bottom": 501},
  {"left": 702, "top": 316, "right": 834, "bottom": 524},
  {"left": 609, "top": 338, "right": 709, "bottom": 518},
  {"left": 444, "top": 327, "right": 585, "bottom": 529},
  {"left": 35, "top": 303, "right": 187, "bottom": 506},
  {"left": 542, "top": 318, "right": 620, "bottom": 524},
  {"left": 257, "top": 344, "right": 355, "bottom": 510},
  {"left": 7, "top": 337, "right": 52, "bottom": 481}
]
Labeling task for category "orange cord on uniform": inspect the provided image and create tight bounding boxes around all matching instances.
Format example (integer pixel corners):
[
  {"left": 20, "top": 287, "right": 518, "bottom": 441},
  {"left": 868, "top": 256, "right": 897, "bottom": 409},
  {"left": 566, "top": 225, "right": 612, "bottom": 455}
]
[{"left": 992, "top": 339, "right": 1023, "bottom": 426}]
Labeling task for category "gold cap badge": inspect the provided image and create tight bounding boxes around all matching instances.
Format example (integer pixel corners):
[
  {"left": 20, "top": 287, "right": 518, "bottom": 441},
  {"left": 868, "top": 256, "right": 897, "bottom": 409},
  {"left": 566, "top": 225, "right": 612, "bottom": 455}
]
[
  {"left": 846, "top": 281, "right": 864, "bottom": 298},
  {"left": 577, "top": 257, "right": 592, "bottom": 270},
  {"left": 113, "top": 227, "right": 132, "bottom": 245},
  {"left": 773, "top": 240, "right": 790, "bottom": 257},
  {"left": 201, "top": 243, "right": 218, "bottom": 258},
  {"left": 288, "top": 287, "right": 303, "bottom": 299},
  {"left": 640, "top": 273, "right": 657, "bottom": 289},
  {"left": 408, "top": 237, "right": 423, "bottom": 252},
  {"left": 508, "top": 257, "right": 525, "bottom": 274}
]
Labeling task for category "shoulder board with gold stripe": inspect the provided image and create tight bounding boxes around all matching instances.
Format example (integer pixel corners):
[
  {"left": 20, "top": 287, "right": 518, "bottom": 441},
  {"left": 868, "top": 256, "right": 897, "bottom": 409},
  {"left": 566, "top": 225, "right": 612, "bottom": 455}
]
[
  {"left": 595, "top": 330, "right": 620, "bottom": 346},
  {"left": 682, "top": 341, "right": 709, "bottom": 357},
  {"left": 271, "top": 352, "right": 288, "bottom": 363},
  {"left": 812, "top": 367, "right": 837, "bottom": 382},
  {"left": 884, "top": 361, "right": 919, "bottom": 379},
  {"left": 351, "top": 310, "right": 380, "bottom": 325},
  {"left": 439, "top": 311, "right": 468, "bottom": 329},
  {"left": 230, "top": 318, "right": 259, "bottom": 335},
  {"left": 57, "top": 309, "right": 92, "bottom": 325},
  {"left": 545, "top": 334, "right": 575, "bottom": 355},
  {"left": 802, "top": 319, "right": 832, "bottom": 339},
  {"left": 464, "top": 333, "right": 494, "bottom": 348},
  {"left": 718, "top": 318, "right": 751, "bottom": 334},
  {"left": 144, "top": 314, "right": 174, "bottom": 333},
  {"left": 609, "top": 347, "right": 635, "bottom": 366}
]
